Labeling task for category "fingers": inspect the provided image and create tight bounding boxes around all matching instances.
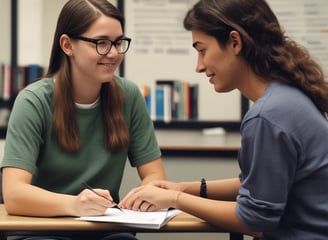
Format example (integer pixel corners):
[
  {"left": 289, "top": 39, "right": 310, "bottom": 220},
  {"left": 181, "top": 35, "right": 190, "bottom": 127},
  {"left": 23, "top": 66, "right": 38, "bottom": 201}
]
[
  {"left": 139, "top": 201, "right": 157, "bottom": 212},
  {"left": 119, "top": 185, "right": 163, "bottom": 211},
  {"left": 120, "top": 183, "right": 178, "bottom": 212},
  {"left": 119, "top": 188, "right": 148, "bottom": 210},
  {"left": 119, "top": 186, "right": 143, "bottom": 208},
  {"left": 77, "top": 189, "right": 113, "bottom": 216},
  {"left": 84, "top": 189, "right": 113, "bottom": 206}
]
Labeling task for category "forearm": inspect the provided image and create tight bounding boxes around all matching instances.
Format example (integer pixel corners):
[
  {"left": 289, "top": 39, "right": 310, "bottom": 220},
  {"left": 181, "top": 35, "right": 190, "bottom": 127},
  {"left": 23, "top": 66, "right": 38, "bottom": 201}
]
[
  {"left": 207, "top": 178, "right": 240, "bottom": 200},
  {"left": 4, "top": 183, "right": 77, "bottom": 217},
  {"left": 174, "top": 192, "right": 260, "bottom": 237},
  {"left": 140, "top": 170, "right": 166, "bottom": 185},
  {"left": 180, "top": 178, "right": 240, "bottom": 201},
  {"left": 138, "top": 158, "right": 166, "bottom": 185}
]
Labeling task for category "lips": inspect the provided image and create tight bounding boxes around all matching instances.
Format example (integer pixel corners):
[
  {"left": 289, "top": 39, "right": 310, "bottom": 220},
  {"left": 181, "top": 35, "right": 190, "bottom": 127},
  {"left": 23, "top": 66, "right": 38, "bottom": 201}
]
[
  {"left": 98, "top": 62, "right": 116, "bottom": 68},
  {"left": 207, "top": 73, "right": 215, "bottom": 83},
  {"left": 99, "top": 62, "right": 115, "bottom": 66}
]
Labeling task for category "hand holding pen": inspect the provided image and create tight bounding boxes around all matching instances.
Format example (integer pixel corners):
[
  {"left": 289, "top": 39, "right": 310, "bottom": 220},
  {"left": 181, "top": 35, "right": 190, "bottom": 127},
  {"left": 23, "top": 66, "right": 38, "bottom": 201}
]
[{"left": 82, "top": 182, "right": 123, "bottom": 212}]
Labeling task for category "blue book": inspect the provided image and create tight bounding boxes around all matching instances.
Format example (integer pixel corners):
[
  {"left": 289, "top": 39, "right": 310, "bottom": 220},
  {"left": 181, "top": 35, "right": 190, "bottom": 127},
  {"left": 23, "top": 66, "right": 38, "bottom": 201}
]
[
  {"left": 26, "top": 64, "right": 43, "bottom": 84},
  {"left": 155, "top": 87, "right": 164, "bottom": 120},
  {"left": 142, "top": 85, "right": 151, "bottom": 115}
]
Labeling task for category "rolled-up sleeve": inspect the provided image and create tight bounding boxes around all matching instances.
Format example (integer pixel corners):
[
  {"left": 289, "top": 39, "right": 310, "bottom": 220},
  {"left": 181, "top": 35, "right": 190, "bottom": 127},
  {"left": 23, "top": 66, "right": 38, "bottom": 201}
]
[{"left": 236, "top": 116, "right": 298, "bottom": 231}]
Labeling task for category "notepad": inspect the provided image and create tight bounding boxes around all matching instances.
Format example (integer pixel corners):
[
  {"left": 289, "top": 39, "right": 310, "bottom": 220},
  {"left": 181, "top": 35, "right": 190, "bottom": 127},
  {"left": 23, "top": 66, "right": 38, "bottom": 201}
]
[{"left": 76, "top": 208, "right": 181, "bottom": 229}]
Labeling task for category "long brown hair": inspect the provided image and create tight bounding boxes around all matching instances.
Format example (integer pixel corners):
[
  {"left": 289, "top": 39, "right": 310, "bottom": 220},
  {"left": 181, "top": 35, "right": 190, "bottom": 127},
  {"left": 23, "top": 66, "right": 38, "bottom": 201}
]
[
  {"left": 184, "top": 0, "right": 328, "bottom": 115},
  {"left": 46, "top": 0, "right": 129, "bottom": 152}
]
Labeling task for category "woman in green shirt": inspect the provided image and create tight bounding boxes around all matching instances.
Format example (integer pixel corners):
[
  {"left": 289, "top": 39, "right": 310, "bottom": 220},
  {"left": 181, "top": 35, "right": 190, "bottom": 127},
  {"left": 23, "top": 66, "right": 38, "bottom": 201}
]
[{"left": 1, "top": 0, "right": 165, "bottom": 239}]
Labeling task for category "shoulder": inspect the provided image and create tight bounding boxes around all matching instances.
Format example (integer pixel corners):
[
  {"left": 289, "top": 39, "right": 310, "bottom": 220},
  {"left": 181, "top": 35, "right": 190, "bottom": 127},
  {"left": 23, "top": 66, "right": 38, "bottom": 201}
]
[
  {"left": 24, "top": 77, "right": 54, "bottom": 92},
  {"left": 114, "top": 75, "right": 143, "bottom": 103},
  {"left": 245, "top": 82, "right": 316, "bottom": 120},
  {"left": 14, "top": 77, "right": 54, "bottom": 109},
  {"left": 242, "top": 82, "right": 326, "bottom": 136},
  {"left": 115, "top": 75, "right": 140, "bottom": 92},
  {"left": 18, "top": 77, "right": 54, "bottom": 99}
]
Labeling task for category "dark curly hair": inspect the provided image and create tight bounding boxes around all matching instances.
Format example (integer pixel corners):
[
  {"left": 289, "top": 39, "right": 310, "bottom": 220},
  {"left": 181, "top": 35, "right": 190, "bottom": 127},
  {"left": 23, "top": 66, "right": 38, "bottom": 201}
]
[{"left": 184, "top": 0, "right": 328, "bottom": 115}]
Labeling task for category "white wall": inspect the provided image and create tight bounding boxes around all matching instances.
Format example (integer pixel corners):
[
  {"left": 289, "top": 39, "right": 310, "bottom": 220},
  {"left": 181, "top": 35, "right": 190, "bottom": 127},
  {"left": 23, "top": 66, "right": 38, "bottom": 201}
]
[
  {"left": 18, "top": 0, "right": 68, "bottom": 67},
  {"left": 0, "top": 0, "right": 11, "bottom": 64},
  {"left": 18, "top": 0, "right": 117, "bottom": 68}
]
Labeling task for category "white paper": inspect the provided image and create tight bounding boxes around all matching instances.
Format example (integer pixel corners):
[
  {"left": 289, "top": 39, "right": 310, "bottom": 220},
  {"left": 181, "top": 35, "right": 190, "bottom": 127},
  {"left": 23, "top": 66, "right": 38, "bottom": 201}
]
[{"left": 76, "top": 208, "right": 181, "bottom": 229}]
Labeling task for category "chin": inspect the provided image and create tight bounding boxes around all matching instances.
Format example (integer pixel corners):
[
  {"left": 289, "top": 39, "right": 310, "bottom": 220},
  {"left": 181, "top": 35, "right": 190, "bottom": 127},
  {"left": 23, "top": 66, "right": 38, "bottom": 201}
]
[
  {"left": 214, "top": 85, "right": 232, "bottom": 93},
  {"left": 214, "top": 85, "right": 224, "bottom": 93},
  {"left": 101, "top": 75, "right": 114, "bottom": 83}
]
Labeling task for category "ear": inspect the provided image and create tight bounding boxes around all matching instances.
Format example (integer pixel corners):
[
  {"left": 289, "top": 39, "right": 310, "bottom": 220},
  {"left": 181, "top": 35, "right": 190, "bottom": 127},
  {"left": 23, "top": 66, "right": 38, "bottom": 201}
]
[
  {"left": 229, "top": 30, "right": 242, "bottom": 55},
  {"left": 59, "top": 34, "right": 73, "bottom": 56}
]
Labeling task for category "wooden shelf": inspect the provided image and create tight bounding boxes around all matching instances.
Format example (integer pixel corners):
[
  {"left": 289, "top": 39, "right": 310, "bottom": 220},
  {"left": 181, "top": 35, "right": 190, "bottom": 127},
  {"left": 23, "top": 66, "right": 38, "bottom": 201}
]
[
  {"left": 156, "top": 129, "right": 240, "bottom": 157},
  {"left": 154, "top": 120, "right": 241, "bottom": 132}
]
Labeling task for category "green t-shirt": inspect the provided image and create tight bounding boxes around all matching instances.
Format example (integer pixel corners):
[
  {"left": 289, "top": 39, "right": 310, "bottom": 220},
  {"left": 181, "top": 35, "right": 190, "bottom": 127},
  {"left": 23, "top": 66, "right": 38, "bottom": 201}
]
[{"left": 1, "top": 76, "right": 161, "bottom": 202}]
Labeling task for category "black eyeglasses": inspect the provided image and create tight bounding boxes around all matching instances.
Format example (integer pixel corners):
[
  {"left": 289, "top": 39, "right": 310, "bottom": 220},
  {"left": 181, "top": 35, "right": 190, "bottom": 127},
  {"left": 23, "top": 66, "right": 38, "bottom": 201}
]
[{"left": 70, "top": 35, "right": 131, "bottom": 55}]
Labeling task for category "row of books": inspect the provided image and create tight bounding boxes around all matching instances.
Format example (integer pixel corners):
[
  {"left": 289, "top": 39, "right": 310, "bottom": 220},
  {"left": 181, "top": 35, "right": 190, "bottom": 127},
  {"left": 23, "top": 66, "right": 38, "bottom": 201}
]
[
  {"left": 0, "top": 63, "right": 44, "bottom": 100},
  {"left": 141, "top": 80, "right": 199, "bottom": 122}
]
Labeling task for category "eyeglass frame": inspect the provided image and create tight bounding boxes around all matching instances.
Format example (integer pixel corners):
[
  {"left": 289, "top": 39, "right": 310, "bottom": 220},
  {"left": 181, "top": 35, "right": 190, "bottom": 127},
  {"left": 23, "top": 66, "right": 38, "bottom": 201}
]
[{"left": 68, "top": 35, "right": 131, "bottom": 55}]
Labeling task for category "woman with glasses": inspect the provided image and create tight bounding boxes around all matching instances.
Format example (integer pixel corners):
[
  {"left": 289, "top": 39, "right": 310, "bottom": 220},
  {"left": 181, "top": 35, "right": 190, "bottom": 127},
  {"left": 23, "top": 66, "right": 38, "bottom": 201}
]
[
  {"left": 120, "top": 0, "right": 328, "bottom": 239},
  {"left": 0, "top": 0, "right": 165, "bottom": 239}
]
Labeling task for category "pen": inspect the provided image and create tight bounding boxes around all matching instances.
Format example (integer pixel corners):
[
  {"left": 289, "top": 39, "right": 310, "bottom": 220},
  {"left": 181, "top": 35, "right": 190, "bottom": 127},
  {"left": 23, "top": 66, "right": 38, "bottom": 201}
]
[{"left": 81, "top": 182, "right": 123, "bottom": 212}]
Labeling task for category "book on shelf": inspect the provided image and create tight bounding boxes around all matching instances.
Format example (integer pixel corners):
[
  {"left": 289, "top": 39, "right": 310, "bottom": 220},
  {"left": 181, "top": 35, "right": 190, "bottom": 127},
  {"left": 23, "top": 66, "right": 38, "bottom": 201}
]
[
  {"left": 25, "top": 64, "right": 44, "bottom": 84},
  {"left": 1, "top": 64, "right": 12, "bottom": 100},
  {"left": 156, "top": 80, "right": 177, "bottom": 118},
  {"left": 154, "top": 79, "right": 198, "bottom": 122},
  {"left": 189, "top": 83, "right": 199, "bottom": 119},
  {"left": 140, "top": 85, "right": 151, "bottom": 115},
  {"left": 182, "top": 81, "right": 190, "bottom": 120},
  {"left": 76, "top": 208, "right": 181, "bottom": 230},
  {"left": 155, "top": 85, "right": 172, "bottom": 122},
  {"left": 0, "top": 63, "right": 44, "bottom": 100}
]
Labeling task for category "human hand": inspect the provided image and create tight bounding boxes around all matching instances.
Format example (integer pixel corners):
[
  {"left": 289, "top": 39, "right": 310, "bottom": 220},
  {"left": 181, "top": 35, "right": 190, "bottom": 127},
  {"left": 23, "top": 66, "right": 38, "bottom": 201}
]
[
  {"left": 74, "top": 188, "right": 114, "bottom": 216},
  {"left": 119, "top": 184, "right": 180, "bottom": 212},
  {"left": 148, "top": 180, "right": 185, "bottom": 192}
]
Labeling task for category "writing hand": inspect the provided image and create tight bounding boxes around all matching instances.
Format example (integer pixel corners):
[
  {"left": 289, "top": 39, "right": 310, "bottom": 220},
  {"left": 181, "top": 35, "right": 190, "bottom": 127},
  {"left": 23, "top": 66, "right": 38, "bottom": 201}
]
[{"left": 82, "top": 182, "right": 122, "bottom": 212}]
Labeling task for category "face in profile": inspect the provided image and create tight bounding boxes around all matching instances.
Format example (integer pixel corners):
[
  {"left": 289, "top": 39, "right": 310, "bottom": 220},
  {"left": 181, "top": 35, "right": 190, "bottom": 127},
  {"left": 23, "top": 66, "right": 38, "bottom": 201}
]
[{"left": 192, "top": 30, "right": 245, "bottom": 93}]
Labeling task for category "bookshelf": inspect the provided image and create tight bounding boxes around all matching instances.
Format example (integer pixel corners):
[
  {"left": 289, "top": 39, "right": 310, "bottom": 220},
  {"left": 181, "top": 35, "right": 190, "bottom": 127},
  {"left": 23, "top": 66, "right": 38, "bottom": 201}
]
[{"left": 0, "top": 0, "right": 46, "bottom": 138}]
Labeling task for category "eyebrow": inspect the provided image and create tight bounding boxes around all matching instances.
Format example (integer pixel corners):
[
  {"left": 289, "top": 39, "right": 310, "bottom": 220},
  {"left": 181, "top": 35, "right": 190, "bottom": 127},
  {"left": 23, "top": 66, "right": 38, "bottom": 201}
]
[{"left": 94, "top": 34, "right": 125, "bottom": 40}]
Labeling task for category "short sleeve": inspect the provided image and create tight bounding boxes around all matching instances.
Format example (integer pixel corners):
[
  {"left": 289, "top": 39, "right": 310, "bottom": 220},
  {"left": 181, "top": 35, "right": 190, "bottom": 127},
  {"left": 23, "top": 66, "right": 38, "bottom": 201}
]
[
  {"left": 119, "top": 78, "right": 161, "bottom": 167},
  {"left": 1, "top": 90, "right": 45, "bottom": 174}
]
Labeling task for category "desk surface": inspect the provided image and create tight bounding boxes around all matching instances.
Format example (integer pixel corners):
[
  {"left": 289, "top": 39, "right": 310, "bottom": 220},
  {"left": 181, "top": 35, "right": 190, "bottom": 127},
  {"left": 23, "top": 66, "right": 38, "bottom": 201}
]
[
  {"left": 0, "top": 205, "right": 220, "bottom": 233},
  {"left": 156, "top": 130, "right": 241, "bottom": 151}
]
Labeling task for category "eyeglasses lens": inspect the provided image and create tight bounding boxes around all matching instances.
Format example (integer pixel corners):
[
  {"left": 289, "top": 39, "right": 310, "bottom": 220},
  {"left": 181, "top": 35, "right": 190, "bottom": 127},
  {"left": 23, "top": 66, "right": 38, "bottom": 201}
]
[{"left": 97, "top": 39, "right": 129, "bottom": 54}]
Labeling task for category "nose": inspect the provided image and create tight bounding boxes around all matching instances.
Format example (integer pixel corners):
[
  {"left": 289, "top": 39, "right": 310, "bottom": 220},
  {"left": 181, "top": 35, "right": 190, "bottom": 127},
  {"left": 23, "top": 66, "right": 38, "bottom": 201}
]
[
  {"left": 195, "top": 59, "right": 205, "bottom": 73},
  {"left": 106, "top": 45, "right": 119, "bottom": 57}
]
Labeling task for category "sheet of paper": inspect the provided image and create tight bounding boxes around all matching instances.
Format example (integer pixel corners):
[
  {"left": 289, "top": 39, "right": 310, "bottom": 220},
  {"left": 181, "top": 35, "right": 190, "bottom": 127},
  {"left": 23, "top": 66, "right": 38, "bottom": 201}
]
[{"left": 76, "top": 208, "right": 181, "bottom": 229}]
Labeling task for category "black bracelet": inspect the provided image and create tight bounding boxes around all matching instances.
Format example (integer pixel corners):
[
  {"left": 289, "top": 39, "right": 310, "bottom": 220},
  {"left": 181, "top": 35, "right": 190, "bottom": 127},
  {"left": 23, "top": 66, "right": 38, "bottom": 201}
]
[{"left": 200, "top": 178, "right": 207, "bottom": 198}]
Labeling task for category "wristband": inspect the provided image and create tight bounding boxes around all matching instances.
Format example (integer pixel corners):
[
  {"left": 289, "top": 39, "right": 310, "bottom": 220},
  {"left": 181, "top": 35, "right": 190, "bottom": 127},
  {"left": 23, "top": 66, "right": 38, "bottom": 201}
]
[{"left": 200, "top": 178, "right": 207, "bottom": 198}]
